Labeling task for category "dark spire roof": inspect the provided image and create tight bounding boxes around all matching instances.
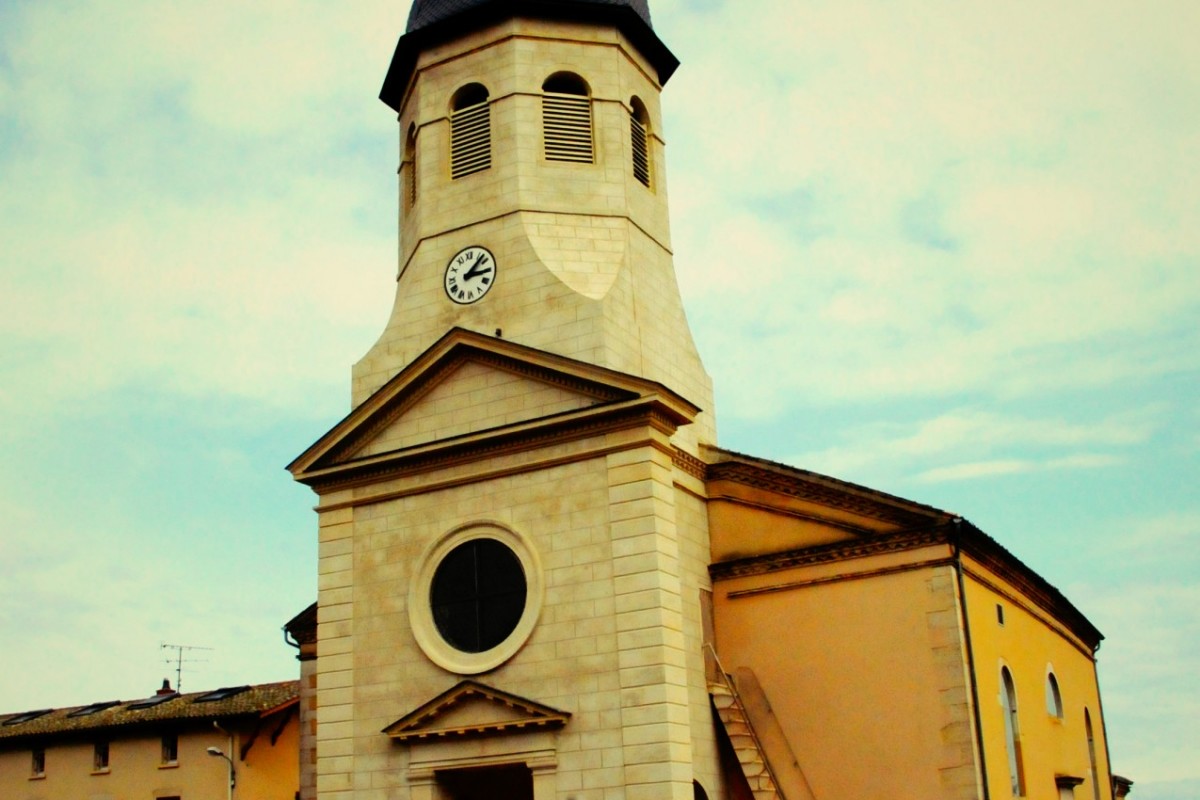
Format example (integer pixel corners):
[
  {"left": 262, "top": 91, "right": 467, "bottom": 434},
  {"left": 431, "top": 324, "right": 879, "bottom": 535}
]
[
  {"left": 406, "top": 0, "right": 653, "bottom": 33},
  {"left": 381, "top": 0, "right": 677, "bottom": 112}
]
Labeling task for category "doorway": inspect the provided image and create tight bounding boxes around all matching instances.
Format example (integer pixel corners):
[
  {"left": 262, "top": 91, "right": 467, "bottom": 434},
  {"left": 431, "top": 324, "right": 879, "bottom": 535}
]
[{"left": 436, "top": 763, "right": 534, "bottom": 800}]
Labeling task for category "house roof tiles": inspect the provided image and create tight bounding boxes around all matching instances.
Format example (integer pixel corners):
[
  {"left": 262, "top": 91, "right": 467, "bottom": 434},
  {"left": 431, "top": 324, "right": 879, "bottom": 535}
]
[{"left": 0, "top": 680, "right": 298, "bottom": 744}]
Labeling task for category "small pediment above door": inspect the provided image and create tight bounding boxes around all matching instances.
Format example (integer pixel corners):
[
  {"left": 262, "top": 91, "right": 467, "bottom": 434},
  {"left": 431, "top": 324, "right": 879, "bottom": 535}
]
[
  {"left": 288, "top": 328, "right": 699, "bottom": 487},
  {"left": 383, "top": 680, "right": 571, "bottom": 742}
]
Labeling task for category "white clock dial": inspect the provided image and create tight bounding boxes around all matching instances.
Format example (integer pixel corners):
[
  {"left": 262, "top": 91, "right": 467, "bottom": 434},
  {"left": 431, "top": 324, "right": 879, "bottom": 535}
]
[{"left": 444, "top": 246, "right": 497, "bottom": 305}]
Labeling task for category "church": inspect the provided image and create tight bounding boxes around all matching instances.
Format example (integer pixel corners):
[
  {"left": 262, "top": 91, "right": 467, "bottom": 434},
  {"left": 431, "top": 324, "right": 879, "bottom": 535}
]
[{"left": 286, "top": 2, "right": 1123, "bottom": 799}]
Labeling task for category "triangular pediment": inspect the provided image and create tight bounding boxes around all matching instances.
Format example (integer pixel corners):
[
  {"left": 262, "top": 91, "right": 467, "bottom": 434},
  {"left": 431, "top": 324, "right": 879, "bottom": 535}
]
[
  {"left": 352, "top": 357, "right": 613, "bottom": 459},
  {"left": 288, "top": 328, "right": 700, "bottom": 487},
  {"left": 382, "top": 680, "right": 570, "bottom": 741}
]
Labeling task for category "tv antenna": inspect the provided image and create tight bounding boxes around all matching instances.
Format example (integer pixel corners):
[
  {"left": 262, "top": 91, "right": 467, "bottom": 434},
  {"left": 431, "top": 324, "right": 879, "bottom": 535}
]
[{"left": 160, "top": 643, "right": 212, "bottom": 692}]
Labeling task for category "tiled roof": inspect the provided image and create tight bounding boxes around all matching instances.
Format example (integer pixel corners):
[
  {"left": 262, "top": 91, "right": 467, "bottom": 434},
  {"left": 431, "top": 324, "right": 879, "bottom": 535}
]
[
  {"left": 405, "top": 0, "right": 653, "bottom": 33},
  {"left": 284, "top": 602, "right": 318, "bottom": 646},
  {"left": 0, "top": 680, "right": 298, "bottom": 744}
]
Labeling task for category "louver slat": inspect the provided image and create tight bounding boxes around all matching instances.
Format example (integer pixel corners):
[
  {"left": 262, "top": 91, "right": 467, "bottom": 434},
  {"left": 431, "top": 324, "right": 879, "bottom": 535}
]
[
  {"left": 543, "top": 94, "right": 593, "bottom": 163},
  {"left": 631, "top": 115, "right": 650, "bottom": 187},
  {"left": 451, "top": 102, "right": 491, "bottom": 179}
]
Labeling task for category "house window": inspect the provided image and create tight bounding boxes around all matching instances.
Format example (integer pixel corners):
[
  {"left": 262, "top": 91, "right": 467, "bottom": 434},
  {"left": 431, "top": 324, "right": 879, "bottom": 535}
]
[
  {"left": 997, "top": 604, "right": 1005, "bottom": 625},
  {"left": 1046, "top": 671, "right": 1064, "bottom": 719},
  {"left": 1001, "top": 667, "right": 1025, "bottom": 795},
  {"left": 31, "top": 747, "right": 45, "bottom": 777},
  {"left": 404, "top": 123, "right": 418, "bottom": 210},
  {"left": 450, "top": 83, "right": 491, "bottom": 179},
  {"left": 93, "top": 741, "right": 110, "bottom": 772},
  {"left": 70, "top": 700, "right": 119, "bottom": 717},
  {"left": 542, "top": 73, "right": 593, "bottom": 163},
  {"left": 630, "top": 96, "right": 651, "bottom": 187},
  {"left": 194, "top": 686, "right": 250, "bottom": 703},
  {"left": 161, "top": 733, "right": 178, "bottom": 765}
]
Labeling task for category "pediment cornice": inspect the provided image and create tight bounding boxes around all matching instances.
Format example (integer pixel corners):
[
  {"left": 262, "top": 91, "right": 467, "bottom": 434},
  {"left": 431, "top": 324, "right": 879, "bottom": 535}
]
[
  {"left": 703, "top": 445, "right": 952, "bottom": 529},
  {"left": 383, "top": 680, "right": 570, "bottom": 742},
  {"left": 288, "top": 328, "right": 700, "bottom": 491}
]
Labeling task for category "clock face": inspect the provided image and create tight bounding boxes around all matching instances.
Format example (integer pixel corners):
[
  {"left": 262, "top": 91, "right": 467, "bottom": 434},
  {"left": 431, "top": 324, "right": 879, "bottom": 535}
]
[{"left": 444, "top": 246, "right": 497, "bottom": 305}]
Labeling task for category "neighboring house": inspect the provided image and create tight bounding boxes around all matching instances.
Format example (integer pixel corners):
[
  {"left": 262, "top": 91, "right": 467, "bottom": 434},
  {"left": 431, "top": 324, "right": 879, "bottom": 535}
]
[
  {"left": 0, "top": 680, "right": 299, "bottom": 800},
  {"left": 283, "top": 1, "right": 1128, "bottom": 799}
]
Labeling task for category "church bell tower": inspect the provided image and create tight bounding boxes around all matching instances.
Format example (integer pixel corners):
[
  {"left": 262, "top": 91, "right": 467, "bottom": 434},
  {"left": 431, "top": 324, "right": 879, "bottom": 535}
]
[
  {"left": 290, "top": 2, "right": 724, "bottom": 798},
  {"left": 357, "top": 0, "right": 713, "bottom": 450}
]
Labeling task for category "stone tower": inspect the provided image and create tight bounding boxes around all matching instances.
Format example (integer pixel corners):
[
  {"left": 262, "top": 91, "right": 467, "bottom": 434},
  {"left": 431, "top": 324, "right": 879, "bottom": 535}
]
[
  {"left": 290, "top": 2, "right": 724, "bottom": 799},
  {"left": 354, "top": 0, "right": 713, "bottom": 451}
]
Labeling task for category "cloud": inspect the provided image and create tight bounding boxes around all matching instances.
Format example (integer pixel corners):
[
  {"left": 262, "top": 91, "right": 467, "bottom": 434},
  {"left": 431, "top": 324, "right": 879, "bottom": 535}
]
[
  {"left": 1088, "top": 512, "right": 1200, "bottom": 567},
  {"left": 0, "top": 1, "right": 404, "bottom": 425},
  {"left": 0, "top": 434, "right": 314, "bottom": 710},
  {"left": 788, "top": 405, "right": 1158, "bottom": 483},
  {"left": 1054, "top": 513, "right": 1200, "bottom": 781},
  {"left": 913, "top": 453, "right": 1122, "bottom": 483},
  {"left": 661, "top": 0, "right": 1200, "bottom": 417}
]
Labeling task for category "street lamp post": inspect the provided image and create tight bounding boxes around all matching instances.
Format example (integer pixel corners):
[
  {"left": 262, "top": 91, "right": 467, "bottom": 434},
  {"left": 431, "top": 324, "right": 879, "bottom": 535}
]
[{"left": 206, "top": 746, "right": 236, "bottom": 800}]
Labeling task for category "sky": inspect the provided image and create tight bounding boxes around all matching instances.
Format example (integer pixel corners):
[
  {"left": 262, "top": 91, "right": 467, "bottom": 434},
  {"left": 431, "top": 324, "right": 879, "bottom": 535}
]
[{"left": 0, "top": 0, "right": 1196, "bottom": 796}]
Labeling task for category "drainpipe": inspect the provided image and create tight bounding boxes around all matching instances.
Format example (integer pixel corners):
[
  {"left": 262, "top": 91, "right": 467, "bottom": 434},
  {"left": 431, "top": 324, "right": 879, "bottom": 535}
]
[
  {"left": 952, "top": 518, "right": 991, "bottom": 800},
  {"left": 1091, "top": 653, "right": 1117, "bottom": 799}
]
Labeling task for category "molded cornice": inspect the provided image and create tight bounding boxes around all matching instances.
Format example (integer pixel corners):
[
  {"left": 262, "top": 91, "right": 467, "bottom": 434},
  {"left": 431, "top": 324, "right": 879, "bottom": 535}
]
[
  {"left": 702, "top": 445, "right": 952, "bottom": 529},
  {"left": 288, "top": 328, "right": 699, "bottom": 494},
  {"left": 383, "top": 680, "right": 570, "bottom": 742},
  {"left": 709, "top": 525, "right": 954, "bottom": 580}
]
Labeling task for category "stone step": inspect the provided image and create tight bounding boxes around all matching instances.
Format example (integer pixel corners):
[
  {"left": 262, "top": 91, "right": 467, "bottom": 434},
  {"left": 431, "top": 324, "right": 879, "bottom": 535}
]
[{"left": 710, "top": 685, "right": 781, "bottom": 800}]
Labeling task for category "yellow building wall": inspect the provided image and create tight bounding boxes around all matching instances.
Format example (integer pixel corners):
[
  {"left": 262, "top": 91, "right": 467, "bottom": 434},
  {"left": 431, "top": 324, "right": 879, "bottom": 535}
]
[
  {"left": 962, "top": 559, "right": 1112, "bottom": 800},
  {"left": 712, "top": 553, "right": 982, "bottom": 800},
  {"left": 240, "top": 711, "right": 301, "bottom": 800},
  {"left": 706, "top": 498, "right": 863, "bottom": 562},
  {"left": 0, "top": 714, "right": 298, "bottom": 800}
]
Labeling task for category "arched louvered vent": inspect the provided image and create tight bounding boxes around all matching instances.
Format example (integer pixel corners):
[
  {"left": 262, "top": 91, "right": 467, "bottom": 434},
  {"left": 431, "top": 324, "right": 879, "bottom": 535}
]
[
  {"left": 451, "top": 84, "right": 491, "bottom": 179},
  {"left": 630, "top": 97, "right": 651, "bottom": 187},
  {"left": 404, "top": 124, "right": 418, "bottom": 210},
  {"left": 543, "top": 73, "right": 593, "bottom": 164}
]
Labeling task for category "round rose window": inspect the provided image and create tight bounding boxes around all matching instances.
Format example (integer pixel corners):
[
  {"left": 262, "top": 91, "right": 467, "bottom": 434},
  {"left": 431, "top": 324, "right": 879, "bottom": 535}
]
[
  {"left": 430, "top": 538, "right": 527, "bottom": 653},
  {"left": 409, "top": 524, "right": 543, "bottom": 674}
]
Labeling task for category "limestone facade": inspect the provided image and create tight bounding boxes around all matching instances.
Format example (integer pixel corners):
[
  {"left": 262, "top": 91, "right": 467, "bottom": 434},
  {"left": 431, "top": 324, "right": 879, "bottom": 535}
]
[{"left": 292, "top": 331, "right": 722, "bottom": 800}]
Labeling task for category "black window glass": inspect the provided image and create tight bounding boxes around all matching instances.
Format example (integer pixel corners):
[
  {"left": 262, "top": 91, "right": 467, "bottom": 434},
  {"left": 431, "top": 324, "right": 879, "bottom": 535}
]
[{"left": 431, "top": 539, "right": 526, "bottom": 653}]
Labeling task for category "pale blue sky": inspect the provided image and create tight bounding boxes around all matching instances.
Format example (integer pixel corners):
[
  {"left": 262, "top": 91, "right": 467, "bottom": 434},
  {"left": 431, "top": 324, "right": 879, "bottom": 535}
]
[{"left": 1, "top": 1, "right": 1196, "bottom": 796}]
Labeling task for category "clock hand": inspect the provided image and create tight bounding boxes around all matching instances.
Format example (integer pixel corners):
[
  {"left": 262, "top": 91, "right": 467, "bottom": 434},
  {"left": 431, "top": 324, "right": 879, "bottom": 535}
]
[{"left": 463, "top": 254, "right": 491, "bottom": 280}]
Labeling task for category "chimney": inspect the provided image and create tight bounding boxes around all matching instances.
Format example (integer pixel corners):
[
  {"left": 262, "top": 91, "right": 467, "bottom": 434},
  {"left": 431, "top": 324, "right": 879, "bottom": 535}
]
[{"left": 156, "top": 679, "right": 174, "bottom": 696}]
